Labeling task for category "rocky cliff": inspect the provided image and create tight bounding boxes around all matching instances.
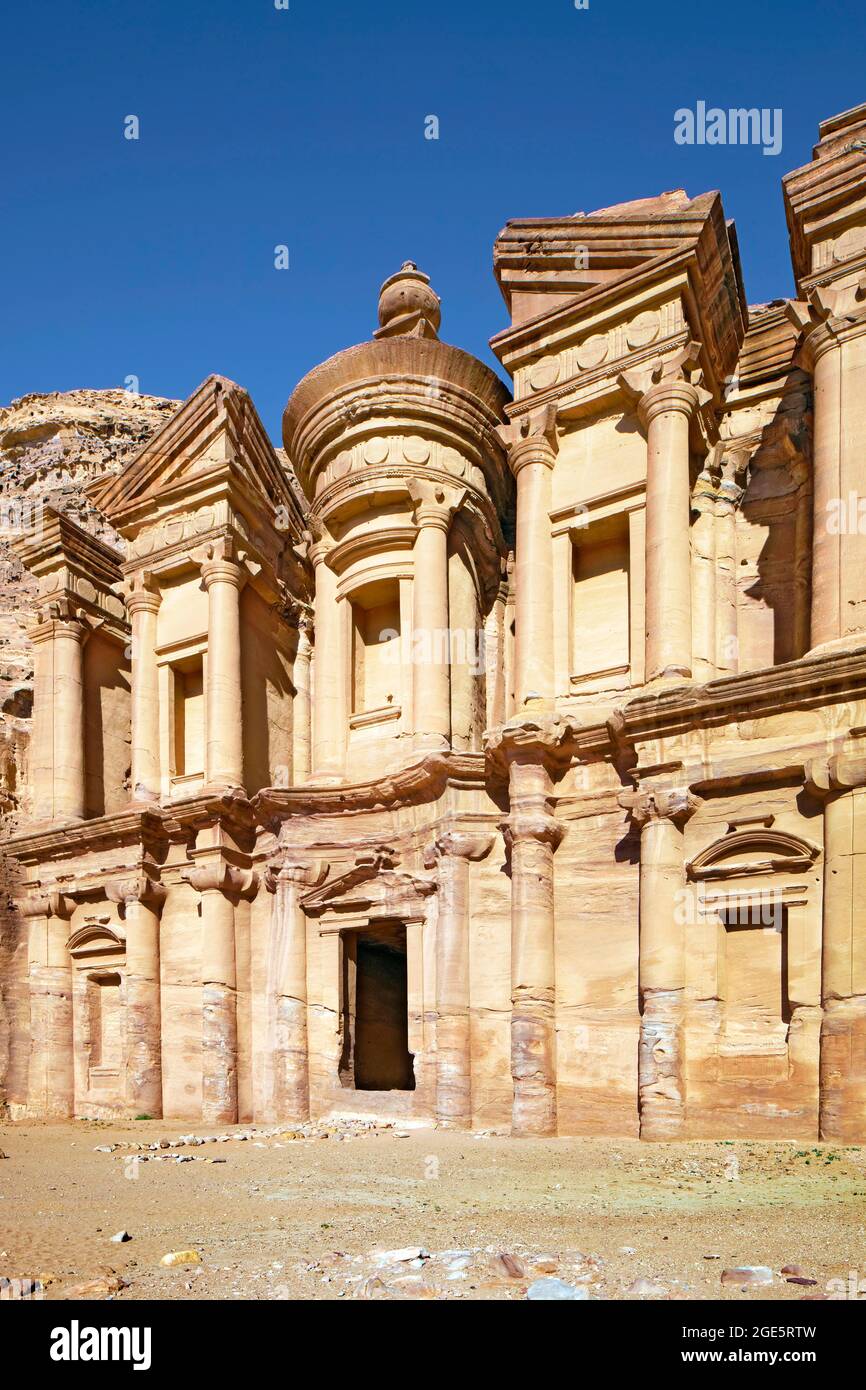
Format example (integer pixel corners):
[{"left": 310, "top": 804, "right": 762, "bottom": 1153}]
[{"left": 0, "top": 389, "right": 179, "bottom": 824}]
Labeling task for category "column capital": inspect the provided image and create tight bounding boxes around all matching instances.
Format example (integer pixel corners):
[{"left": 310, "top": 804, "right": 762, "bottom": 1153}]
[
  {"left": 503, "top": 811, "right": 563, "bottom": 852},
  {"left": 308, "top": 536, "right": 335, "bottom": 569},
  {"left": 806, "top": 751, "right": 866, "bottom": 798},
  {"left": 124, "top": 571, "right": 162, "bottom": 617},
  {"left": 21, "top": 890, "right": 76, "bottom": 920},
  {"left": 200, "top": 556, "right": 245, "bottom": 591},
  {"left": 408, "top": 479, "right": 467, "bottom": 530},
  {"left": 105, "top": 874, "right": 166, "bottom": 912},
  {"left": 182, "top": 860, "right": 258, "bottom": 899},
  {"left": 787, "top": 285, "right": 866, "bottom": 368},
  {"left": 618, "top": 340, "right": 712, "bottom": 426},
  {"left": 423, "top": 830, "right": 494, "bottom": 868},
  {"left": 619, "top": 785, "right": 700, "bottom": 829},
  {"left": 485, "top": 714, "right": 576, "bottom": 774},
  {"left": 29, "top": 601, "right": 89, "bottom": 645},
  {"left": 496, "top": 404, "right": 559, "bottom": 477},
  {"left": 264, "top": 858, "right": 327, "bottom": 893}
]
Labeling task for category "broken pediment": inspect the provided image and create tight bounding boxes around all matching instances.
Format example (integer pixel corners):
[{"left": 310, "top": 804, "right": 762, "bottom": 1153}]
[
  {"left": 90, "top": 375, "right": 306, "bottom": 548},
  {"left": 300, "top": 847, "right": 435, "bottom": 920}
]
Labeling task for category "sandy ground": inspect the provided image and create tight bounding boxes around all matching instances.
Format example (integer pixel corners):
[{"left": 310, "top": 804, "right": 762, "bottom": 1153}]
[{"left": 1, "top": 1116, "right": 865, "bottom": 1301}]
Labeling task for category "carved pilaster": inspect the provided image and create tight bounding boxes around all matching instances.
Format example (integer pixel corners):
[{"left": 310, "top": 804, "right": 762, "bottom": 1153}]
[
  {"left": 262, "top": 857, "right": 326, "bottom": 1123},
  {"left": 620, "top": 785, "right": 700, "bottom": 1140},
  {"left": 424, "top": 831, "right": 494, "bottom": 1129},
  {"left": 806, "top": 750, "right": 866, "bottom": 1140},
  {"left": 182, "top": 860, "right": 258, "bottom": 1125}
]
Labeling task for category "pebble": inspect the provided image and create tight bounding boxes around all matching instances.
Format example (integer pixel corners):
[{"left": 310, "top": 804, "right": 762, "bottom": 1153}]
[
  {"left": 110, "top": 1231, "right": 131, "bottom": 1243},
  {"left": 627, "top": 1277, "right": 667, "bottom": 1296},
  {"left": 721, "top": 1266, "right": 773, "bottom": 1287},
  {"left": 376, "top": 1247, "right": 428, "bottom": 1264},
  {"left": 526, "top": 1278, "right": 589, "bottom": 1301},
  {"left": 160, "top": 1250, "right": 202, "bottom": 1268}
]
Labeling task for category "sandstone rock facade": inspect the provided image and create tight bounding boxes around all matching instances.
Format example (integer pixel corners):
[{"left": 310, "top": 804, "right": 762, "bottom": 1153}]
[{"left": 3, "top": 105, "right": 866, "bottom": 1140}]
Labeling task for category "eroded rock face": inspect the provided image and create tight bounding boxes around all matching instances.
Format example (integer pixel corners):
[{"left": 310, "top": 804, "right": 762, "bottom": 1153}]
[
  {"left": 0, "top": 390, "right": 179, "bottom": 822},
  {"left": 0, "top": 391, "right": 178, "bottom": 1106}
]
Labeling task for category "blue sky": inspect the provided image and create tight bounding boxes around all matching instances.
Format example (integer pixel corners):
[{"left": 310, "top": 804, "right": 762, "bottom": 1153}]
[{"left": 2, "top": 0, "right": 864, "bottom": 440}]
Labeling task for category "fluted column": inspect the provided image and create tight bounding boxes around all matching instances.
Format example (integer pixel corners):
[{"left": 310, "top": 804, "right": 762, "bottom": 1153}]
[
  {"left": 125, "top": 575, "right": 162, "bottom": 802},
  {"left": 807, "top": 752, "right": 866, "bottom": 1140},
  {"left": 201, "top": 553, "right": 244, "bottom": 790},
  {"left": 310, "top": 540, "right": 346, "bottom": 780},
  {"left": 263, "top": 859, "right": 323, "bottom": 1122},
  {"left": 507, "top": 759, "right": 563, "bottom": 1136},
  {"left": 620, "top": 786, "right": 699, "bottom": 1140},
  {"left": 425, "top": 831, "right": 493, "bottom": 1129},
  {"left": 411, "top": 493, "right": 453, "bottom": 749},
  {"left": 292, "top": 617, "right": 313, "bottom": 783},
  {"left": 107, "top": 876, "right": 165, "bottom": 1117},
  {"left": 183, "top": 863, "right": 257, "bottom": 1125},
  {"left": 30, "top": 610, "right": 87, "bottom": 821},
  {"left": 499, "top": 414, "right": 558, "bottom": 710},
  {"left": 23, "top": 892, "right": 75, "bottom": 1117}
]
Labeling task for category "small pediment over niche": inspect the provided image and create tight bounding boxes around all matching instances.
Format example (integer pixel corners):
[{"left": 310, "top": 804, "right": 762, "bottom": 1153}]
[
  {"left": 68, "top": 922, "right": 126, "bottom": 959},
  {"left": 687, "top": 828, "right": 819, "bottom": 882},
  {"left": 301, "top": 848, "right": 435, "bottom": 919}
]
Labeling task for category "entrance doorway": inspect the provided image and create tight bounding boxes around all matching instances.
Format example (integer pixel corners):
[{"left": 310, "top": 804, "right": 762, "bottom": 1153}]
[{"left": 340, "top": 922, "right": 415, "bottom": 1091}]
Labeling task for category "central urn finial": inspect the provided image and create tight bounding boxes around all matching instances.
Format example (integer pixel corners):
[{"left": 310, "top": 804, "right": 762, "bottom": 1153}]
[{"left": 375, "top": 260, "right": 441, "bottom": 339}]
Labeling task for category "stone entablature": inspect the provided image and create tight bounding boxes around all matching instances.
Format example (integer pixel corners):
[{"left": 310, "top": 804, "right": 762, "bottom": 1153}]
[{"left": 4, "top": 106, "right": 866, "bottom": 1144}]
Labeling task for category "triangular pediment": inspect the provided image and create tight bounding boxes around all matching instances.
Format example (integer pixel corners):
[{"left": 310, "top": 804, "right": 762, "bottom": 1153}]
[{"left": 91, "top": 375, "right": 305, "bottom": 536}]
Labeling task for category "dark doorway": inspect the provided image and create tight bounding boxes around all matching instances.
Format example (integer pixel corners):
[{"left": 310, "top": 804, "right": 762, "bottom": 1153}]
[{"left": 341, "top": 923, "right": 415, "bottom": 1091}]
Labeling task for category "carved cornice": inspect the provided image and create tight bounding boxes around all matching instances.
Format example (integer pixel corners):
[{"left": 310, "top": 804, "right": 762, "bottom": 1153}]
[{"left": 254, "top": 751, "right": 486, "bottom": 821}]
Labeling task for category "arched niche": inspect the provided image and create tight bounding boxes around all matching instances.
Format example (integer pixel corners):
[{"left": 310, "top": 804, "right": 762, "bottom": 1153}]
[{"left": 68, "top": 919, "right": 127, "bottom": 1114}]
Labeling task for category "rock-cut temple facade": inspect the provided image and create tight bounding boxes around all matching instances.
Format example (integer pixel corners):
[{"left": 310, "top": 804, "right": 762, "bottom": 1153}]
[{"left": 3, "top": 104, "right": 866, "bottom": 1142}]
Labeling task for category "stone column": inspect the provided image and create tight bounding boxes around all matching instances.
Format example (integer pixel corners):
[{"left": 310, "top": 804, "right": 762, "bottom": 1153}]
[
  {"left": 23, "top": 892, "right": 75, "bottom": 1117},
  {"left": 201, "top": 552, "right": 245, "bottom": 790},
  {"left": 620, "top": 786, "right": 699, "bottom": 1140},
  {"left": 264, "top": 859, "right": 323, "bottom": 1122},
  {"left": 108, "top": 876, "right": 165, "bottom": 1117},
  {"left": 790, "top": 301, "right": 866, "bottom": 653},
  {"left": 30, "top": 609, "right": 87, "bottom": 821},
  {"left": 506, "top": 759, "right": 563, "bottom": 1136},
  {"left": 638, "top": 380, "right": 700, "bottom": 681},
  {"left": 715, "top": 455, "right": 746, "bottom": 675},
  {"left": 425, "top": 831, "right": 493, "bottom": 1129},
  {"left": 690, "top": 464, "right": 717, "bottom": 682},
  {"left": 310, "top": 540, "right": 346, "bottom": 780},
  {"left": 292, "top": 617, "right": 313, "bottom": 783},
  {"left": 184, "top": 863, "right": 257, "bottom": 1125},
  {"left": 411, "top": 493, "right": 453, "bottom": 749},
  {"left": 125, "top": 575, "right": 162, "bottom": 802},
  {"left": 500, "top": 415, "right": 558, "bottom": 710},
  {"left": 807, "top": 752, "right": 866, "bottom": 1140}
]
